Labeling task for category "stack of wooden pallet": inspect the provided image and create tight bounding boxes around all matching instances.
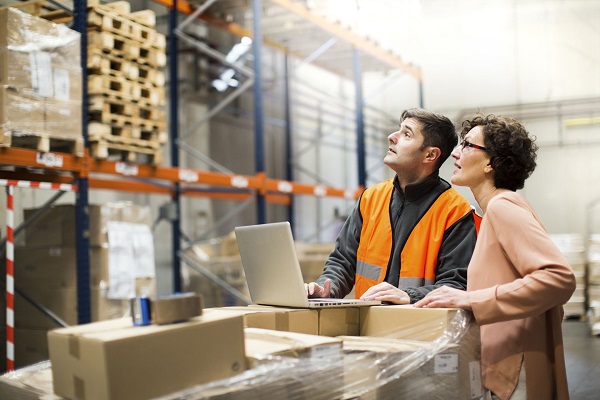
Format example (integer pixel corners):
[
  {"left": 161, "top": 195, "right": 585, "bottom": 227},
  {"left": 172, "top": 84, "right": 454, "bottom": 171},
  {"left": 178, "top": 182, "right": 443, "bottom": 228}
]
[{"left": 87, "top": 1, "right": 167, "bottom": 165}]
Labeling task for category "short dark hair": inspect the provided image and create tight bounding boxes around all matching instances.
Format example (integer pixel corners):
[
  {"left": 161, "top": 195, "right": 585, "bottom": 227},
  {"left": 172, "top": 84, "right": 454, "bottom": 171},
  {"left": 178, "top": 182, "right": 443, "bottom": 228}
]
[
  {"left": 401, "top": 108, "right": 457, "bottom": 169},
  {"left": 460, "top": 114, "right": 538, "bottom": 191}
]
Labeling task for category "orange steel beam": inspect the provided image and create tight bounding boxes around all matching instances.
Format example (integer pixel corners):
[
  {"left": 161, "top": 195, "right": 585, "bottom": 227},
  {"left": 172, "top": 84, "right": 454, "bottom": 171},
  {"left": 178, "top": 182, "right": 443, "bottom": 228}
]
[
  {"left": 0, "top": 147, "right": 85, "bottom": 173},
  {"left": 90, "top": 178, "right": 173, "bottom": 194}
]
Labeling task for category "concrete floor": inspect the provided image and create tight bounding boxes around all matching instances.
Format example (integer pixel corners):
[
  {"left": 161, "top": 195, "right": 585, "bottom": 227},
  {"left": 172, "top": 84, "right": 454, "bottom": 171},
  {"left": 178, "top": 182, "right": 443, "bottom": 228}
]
[{"left": 563, "top": 320, "right": 600, "bottom": 400}]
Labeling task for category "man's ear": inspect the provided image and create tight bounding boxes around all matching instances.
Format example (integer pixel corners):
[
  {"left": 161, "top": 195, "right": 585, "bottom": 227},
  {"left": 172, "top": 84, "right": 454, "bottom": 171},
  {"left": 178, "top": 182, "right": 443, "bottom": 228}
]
[{"left": 424, "top": 147, "right": 441, "bottom": 164}]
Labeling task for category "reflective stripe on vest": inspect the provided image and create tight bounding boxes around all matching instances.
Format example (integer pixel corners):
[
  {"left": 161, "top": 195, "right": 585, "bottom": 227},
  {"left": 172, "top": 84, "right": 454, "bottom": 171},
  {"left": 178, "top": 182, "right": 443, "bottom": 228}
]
[{"left": 354, "top": 179, "right": 473, "bottom": 298}]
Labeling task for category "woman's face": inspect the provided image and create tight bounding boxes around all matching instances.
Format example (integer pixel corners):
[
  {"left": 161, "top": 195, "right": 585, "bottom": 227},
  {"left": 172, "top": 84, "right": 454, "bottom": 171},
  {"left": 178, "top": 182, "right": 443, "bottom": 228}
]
[{"left": 450, "top": 125, "right": 492, "bottom": 189}]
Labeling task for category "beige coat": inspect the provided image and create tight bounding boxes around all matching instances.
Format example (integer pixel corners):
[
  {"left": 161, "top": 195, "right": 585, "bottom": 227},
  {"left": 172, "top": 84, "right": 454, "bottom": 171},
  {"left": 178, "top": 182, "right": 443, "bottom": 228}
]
[{"left": 466, "top": 192, "right": 576, "bottom": 400}]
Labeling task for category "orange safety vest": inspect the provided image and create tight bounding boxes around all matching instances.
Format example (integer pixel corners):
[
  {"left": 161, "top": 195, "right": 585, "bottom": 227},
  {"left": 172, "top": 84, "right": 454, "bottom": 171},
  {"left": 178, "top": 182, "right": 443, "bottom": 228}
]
[{"left": 355, "top": 179, "right": 475, "bottom": 298}]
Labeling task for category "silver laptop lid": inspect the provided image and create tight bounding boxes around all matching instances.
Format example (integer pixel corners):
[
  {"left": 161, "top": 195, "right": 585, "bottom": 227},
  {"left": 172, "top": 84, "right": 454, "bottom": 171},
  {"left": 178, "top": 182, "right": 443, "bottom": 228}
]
[{"left": 235, "top": 222, "right": 311, "bottom": 308}]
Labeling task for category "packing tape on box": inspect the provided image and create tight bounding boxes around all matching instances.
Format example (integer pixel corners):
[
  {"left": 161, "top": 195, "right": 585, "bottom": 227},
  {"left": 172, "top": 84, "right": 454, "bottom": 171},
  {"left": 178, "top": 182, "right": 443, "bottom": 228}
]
[{"left": 130, "top": 293, "right": 203, "bottom": 326}]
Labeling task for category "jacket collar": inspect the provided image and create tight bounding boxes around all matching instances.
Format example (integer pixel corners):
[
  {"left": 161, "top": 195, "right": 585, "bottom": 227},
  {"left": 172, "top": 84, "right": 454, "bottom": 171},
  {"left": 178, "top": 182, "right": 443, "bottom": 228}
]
[{"left": 393, "top": 172, "right": 441, "bottom": 201}]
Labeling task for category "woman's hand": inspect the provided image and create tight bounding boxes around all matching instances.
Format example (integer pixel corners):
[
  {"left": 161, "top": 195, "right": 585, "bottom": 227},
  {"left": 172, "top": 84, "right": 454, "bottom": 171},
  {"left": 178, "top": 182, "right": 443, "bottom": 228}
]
[{"left": 414, "top": 286, "right": 472, "bottom": 310}]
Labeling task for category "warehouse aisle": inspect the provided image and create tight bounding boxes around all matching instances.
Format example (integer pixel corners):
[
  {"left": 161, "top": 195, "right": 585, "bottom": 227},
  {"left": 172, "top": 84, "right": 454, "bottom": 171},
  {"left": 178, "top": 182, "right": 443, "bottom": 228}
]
[{"left": 563, "top": 320, "right": 600, "bottom": 400}]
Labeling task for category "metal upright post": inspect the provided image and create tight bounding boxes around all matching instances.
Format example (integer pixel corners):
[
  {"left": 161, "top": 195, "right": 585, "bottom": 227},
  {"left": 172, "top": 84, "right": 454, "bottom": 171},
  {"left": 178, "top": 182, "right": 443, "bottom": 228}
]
[
  {"left": 419, "top": 79, "right": 424, "bottom": 108},
  {"left": 284, "top": 50, "right": 294, "bottom": 228},
  {"left": 253, "top": 0, "right": 266, "bottom": 224},
  {"left": 74, "top": 0, "right": 91, "bottom": 324},
  {"left": 169, "top": 0, "right": 182, "bottom": 292},
  {"left": 353, "top": 49, "right": 366, "bottom": 190}
]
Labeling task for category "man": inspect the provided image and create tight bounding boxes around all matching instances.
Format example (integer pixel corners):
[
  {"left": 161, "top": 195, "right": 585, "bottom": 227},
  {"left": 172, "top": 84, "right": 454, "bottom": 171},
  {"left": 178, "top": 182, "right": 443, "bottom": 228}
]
[{"left": 306, "top": 108, "right": 478, "bottom": 304}]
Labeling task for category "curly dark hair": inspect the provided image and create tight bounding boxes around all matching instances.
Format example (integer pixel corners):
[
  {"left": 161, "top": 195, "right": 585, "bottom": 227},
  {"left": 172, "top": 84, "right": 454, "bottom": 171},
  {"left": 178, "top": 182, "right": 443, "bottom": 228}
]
[
  {"left": 401, "top": 108, "right": 457, "bottom": 169},
  {"left": 460, "top": 114, "right": 538, "bottom": 191}
]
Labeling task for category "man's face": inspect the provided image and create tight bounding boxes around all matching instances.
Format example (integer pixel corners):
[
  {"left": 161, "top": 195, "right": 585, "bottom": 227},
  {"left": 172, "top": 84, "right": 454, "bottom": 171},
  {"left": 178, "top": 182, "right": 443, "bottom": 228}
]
[{"left": 383, "top": 117, "right": 427, "bottom": 175}]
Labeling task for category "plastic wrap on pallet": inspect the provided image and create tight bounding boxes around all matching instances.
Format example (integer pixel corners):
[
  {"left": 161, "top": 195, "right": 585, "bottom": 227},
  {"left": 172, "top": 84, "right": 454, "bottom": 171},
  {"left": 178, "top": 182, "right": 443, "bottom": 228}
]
[
  {"left": 154, "top": 309, "right": 482, "bottom": 400},
  {"left": 0, "top": 7, "right": 82, "bottom": 141},
  {"left": 0, "top": 360, "right": 60, "bottom": 399}
]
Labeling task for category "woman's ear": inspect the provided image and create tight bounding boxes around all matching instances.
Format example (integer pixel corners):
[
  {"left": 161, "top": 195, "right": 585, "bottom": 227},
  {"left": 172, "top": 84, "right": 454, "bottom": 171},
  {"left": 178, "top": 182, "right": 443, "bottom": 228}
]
[{"left": 484, "top": 164, "right": 493, "bottom": 174}]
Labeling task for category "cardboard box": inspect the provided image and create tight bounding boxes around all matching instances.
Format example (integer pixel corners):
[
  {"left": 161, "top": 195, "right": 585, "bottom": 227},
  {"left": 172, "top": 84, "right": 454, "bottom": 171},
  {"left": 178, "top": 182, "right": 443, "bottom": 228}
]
[
  {"left": 205, "top": 306, "right": 319, "bottom": 335},
  {"left": 0, "top": 8, "right": 80, "bottom": 96},
  {"left": 341, "top": 335, "right": 482, "bottom": 400},
  {"left": 15, "top": 246, "right": 109, "bottom": 288},
  {"left": 45, "top": 97, "right": 82, "bottom": 138},
  {"left": 48, "top": 314, "right": 247, "bottom": 400},
  {"left": 244, "top": 327, "right": 342, "bottom": 367},
  {"left": 14, "top": 329, "right": 50, "bottom": 370},
  {"left": 22, "top": 203, "right": 152, "bottom": 248},
  {"left": 318, "top": 307, "right": 361, "bottom": 336},
  {"left": 0, "top": 87, "right": 45, "bottom": 141},
  {"left": 13, "top": 286, "right": 132, "bottom": 329},
  {"left": 360, "top": 305, "right": 464, "bottom": 341}
]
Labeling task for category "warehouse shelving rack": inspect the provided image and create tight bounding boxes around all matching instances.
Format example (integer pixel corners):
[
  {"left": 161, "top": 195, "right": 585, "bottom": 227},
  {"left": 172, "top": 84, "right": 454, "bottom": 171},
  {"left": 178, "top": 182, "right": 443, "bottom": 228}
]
[{"left": 1, "top": 0, "right": 423, "bottom": 327}]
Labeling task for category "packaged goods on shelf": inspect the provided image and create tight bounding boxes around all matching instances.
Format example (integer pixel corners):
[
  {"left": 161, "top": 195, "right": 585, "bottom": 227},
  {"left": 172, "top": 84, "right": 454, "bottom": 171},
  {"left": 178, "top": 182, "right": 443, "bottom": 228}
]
[{"left": 0, "top": 7, "right": 82, "bottom": 149}]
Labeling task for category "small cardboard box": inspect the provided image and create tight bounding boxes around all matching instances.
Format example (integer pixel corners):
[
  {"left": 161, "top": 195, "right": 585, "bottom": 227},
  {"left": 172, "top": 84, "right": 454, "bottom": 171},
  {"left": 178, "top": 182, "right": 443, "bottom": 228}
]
[
  {"left": 48, "top": 314, "right": 247, "bottom": 400},
  {"left": 205, "top": 306, "right": 319, "bottom": 335}
]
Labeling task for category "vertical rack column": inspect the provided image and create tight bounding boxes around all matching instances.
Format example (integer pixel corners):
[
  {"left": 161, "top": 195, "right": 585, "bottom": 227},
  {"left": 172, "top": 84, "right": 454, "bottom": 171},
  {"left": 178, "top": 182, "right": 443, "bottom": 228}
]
[
  {"left": 253, "top": 0, "right": 266, "bottom": 224},
  {"left": 74, "top": 0, "right": 91, "bottom": 324},
  {"left": 169, "top": 0, "right": 182, "bottom": 292}
]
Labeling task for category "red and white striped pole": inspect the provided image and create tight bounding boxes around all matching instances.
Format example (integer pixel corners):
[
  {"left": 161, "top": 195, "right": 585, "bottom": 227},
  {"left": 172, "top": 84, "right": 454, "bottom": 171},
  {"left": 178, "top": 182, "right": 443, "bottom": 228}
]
[
  {"left": 1, "top": 179, "right": 77, "bottom": 371},
  {"left": 5, "top": 185, "right": 14, "bottom": 371}
]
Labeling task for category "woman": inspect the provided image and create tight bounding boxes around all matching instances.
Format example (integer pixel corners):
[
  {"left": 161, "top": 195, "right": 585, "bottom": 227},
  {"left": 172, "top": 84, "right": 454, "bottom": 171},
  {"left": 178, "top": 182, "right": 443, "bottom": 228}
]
[{"left": 414, "top": 114, "right": 576, "bottom": 400}]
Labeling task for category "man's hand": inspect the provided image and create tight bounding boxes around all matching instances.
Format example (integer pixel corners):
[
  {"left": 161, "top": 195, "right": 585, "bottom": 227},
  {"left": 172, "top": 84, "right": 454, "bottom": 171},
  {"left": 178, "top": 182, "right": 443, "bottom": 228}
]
[
  {"left": 305, "top": 279, "right": 331, "bottom": 298},
  {"left": 413, "top": 286, "right": 472, "bottom": 310},
  {"left": 360, "top": 282, "right": 410, "bottom": 304}
]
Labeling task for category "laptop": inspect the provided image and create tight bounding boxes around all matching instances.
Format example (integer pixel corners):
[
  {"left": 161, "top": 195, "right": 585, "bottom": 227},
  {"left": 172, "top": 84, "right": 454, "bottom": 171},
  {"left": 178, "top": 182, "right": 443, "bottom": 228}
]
[{"left": 234, "top": 222, "right": 381, "bottom": 308}]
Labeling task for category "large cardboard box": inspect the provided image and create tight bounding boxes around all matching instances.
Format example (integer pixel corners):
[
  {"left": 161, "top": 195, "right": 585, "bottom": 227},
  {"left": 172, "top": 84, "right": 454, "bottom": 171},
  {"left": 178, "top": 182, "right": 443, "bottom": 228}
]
[
  {"left": 206, "top": 306, "right": 319, "bottom": 335},
  {"left": 48, "top": 314, "right": 247, "bottom": 400}
]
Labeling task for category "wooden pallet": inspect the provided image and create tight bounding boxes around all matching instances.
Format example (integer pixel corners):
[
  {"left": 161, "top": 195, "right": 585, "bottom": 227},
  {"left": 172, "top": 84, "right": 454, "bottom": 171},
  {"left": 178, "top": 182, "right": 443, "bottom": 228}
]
[
  {"left": 88, "top": 5, "right": 165, "bottom": 51},
  {"left": 88, "top": 48, "right": 166, "bottom": 87},
  {"left": 88, "top": 95, "right": 166, "bottom": 128},
  {"left": 89, "top": 122, "right": 161, "bottom": 146},
  {"left": 89, "top": 138, "right": 162, "bottom": 165},
  {"left": 0, "top": 130, "right": 84, "bottom": 156},
  {"left": 87, "top": 30, "right": 166, "bottom": 68}
]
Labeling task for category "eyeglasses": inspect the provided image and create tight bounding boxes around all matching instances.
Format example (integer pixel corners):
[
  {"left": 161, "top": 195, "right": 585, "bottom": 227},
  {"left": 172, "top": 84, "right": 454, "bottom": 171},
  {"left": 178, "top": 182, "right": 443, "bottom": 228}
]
[{"left": 460, "top": 140, "right": 488, "bottom": 152}]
